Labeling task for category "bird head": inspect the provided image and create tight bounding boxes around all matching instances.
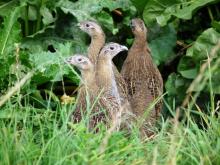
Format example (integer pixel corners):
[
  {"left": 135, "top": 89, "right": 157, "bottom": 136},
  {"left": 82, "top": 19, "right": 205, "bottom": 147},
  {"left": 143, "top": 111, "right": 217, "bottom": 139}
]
[
  {"left": 77, "top": 20, "right": 103, "bottom": 37},
  {"left": 66, "top": 55, "right": 93, "bottom": 71},
  {"left": 130, "top": 18, "right": 147, "bottom": 36},
  {"left": 99, "top": 42, "right": 128, "bottom": 60}
]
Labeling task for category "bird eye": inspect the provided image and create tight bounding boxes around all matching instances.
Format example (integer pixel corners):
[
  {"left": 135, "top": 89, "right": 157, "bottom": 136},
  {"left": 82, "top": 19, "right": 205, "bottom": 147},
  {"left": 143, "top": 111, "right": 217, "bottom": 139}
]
[
  {"left": 78, "top": 58, "right": 82, "bottom": 62},
  {"left": 85, "top": 24, "right": 90, "bottom": 27},
  {"left": 110, "top": 47, "right": 114, "bottom": 50}
]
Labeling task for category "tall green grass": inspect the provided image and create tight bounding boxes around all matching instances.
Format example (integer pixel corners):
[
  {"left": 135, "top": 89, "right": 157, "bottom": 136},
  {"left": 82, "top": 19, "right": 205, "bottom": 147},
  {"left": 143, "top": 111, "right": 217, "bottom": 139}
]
[{"left": 0, "top": 96, "right": 219, "bottom": 165}]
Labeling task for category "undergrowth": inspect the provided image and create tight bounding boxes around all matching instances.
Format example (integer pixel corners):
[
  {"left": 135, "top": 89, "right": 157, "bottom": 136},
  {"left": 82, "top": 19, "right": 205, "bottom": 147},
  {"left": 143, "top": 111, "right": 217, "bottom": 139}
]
[
  {"left": 0, "top": 60, "right": 220, "bottom": 164},
  {"left": 0, "top": 97, "right": 219, "bottom": 165}
]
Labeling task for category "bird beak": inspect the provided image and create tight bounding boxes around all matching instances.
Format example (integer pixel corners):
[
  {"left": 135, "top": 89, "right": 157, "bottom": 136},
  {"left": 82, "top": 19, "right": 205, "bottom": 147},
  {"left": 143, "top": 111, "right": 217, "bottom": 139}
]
[
  {"left": 120, "top": 45, "right": 128, "bottom": 51},
  {"left": 65, "top": 56, "right": 75, "bottom": 65}
]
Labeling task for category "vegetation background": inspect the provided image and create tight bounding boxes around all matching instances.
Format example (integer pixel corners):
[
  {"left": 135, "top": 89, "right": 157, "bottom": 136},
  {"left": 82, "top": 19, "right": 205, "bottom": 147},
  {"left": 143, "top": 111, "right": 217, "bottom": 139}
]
[{"left": 0, "top": 0, "right": 220, "bottom": 164}]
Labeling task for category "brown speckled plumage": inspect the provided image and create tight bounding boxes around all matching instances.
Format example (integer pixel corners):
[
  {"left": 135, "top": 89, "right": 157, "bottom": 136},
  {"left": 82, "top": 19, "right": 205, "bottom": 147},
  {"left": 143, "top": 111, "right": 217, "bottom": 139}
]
[
  {"left": 121, "top": 18, "right": 163, "bottom": 136},
  {"left": 78, "top": 21, "right": 129, "bottom": 104},
  {"left": 96, "top": 43, "right": 135, "bottom": 130},
  {"left": 66, "top": 55, "right": 109, "bottom": 130},
  {"left": 77, "top": 21, "right": 105, "bottom": 64},
  {"left": 96, "top": 43, "right": 127, "bottom": 121},
  {"left": 66, "top": 46, "right": 132, "bottom": 130}
]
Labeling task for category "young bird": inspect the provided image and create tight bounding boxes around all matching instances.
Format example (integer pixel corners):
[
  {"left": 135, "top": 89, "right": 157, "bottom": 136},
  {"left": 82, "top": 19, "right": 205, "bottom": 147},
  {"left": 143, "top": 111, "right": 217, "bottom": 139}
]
[
  {"left": 66, "top": 52, "right": 133, "bottom": 131},
  {"left": 77, "top": 20, "right": 129, "bottom": 105},
  {"left": 66, "top": 55, "right": 107, "bottom": 129},
  {"left": 121, "top": 18, "right": 163, "bottom": 137},
  {"left": 96, "top": 43, "right": 134, "bottom": 129},
  {"left": 77, "top": 21, "right": 105, "bottom": 64}
]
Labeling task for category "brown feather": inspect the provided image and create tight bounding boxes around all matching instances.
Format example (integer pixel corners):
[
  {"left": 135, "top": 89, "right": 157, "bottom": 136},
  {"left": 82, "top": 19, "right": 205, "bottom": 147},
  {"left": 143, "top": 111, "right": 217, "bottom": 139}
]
[
  {"left": 67, "top": 55, "right": 111, "bottom": 131},
  {"left": 96, "top": 43, "right": 135, "bottom": 131},
  {"left": 78, "top": 21, "right": 129, "bottom": 104},
  {"left": 121, "top": 18, "right": 163, "bottom": 136}
]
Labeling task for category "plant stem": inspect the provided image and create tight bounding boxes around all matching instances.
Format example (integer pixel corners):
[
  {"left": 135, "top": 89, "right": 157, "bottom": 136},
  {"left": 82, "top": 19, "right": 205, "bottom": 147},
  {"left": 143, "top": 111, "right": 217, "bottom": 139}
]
[
  {"left": 207, "top": 52, "right": 215, "bottom": 115},
  {"left": 0, "top": 71, "right": 34, "bottom": 107},
  {"left": 215, "top": 5, "right": 220, "bottom": 19},
  {"left": 36, "top": 6, "right": 41, "bottom": 32},
  {"left": 36, "top": 0, "right": 43, "bottom": 32},
  {"left": 24, "top": 4, "right": 29, "bottom": 36},
  {"left": 207, "top": 7, "right": 214, "bottom": 21}
]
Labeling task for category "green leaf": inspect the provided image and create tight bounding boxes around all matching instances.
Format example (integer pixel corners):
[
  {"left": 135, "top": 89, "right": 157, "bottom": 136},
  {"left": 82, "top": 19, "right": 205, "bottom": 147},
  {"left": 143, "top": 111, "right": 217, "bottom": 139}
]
[
  {"left": 148, "top": 24, "right": 177, "bottom": 65},
  {"left": 0, "top": 0, "right": 19, "bottom": 17},
  {"left": 211, "top": 20, "right": 220, "bottom": 33},
  {"left": 165, "top": 73, "right": 191, "bottom": 105},
  {"left": 211, "top": 68, "right": 220, "bottom": 94},
  {"left": 179, "top": 69, "right": 197, "bottom": 80},
  {"left": 40, "top": 6, "right": 56, "bottom": 25},
  {"left": 130, "top": 0, "right": 149, "bottom": 14},
  {"left": 29, "top": 43, "right": 79, "bottom": 84},
  {"left": 184, "top": 28, "right": 220, "bottom": 94},
  {"left": 95, "top": 11, "right": 114, "bottom": 34},
  {"left": 186, "top": 28, "right": 220, "bottom": 61},
  {"left": 57, "top": 0, "right": 135, "bottom": 36},
  {"left": 29, "top": 42, "right": 73, "bottom": 69},
  {"left": 177, "top": 56, "right": 198, "bottom": 79},
  {"left": 27, "top": 5, "right": 38, "bottom": 21},
  {"left": 143, "top": 0, "right": 219, "bottom": 26},
  {"left": 165, "top": 73, "right": 189, "bottom": 97},
  {"left": 0, "top": 6, "right": 22, "bottom": 90},
  {"left": 165, "top": 73, "right": 178, "bottom": 96},
  {"left": 58, "top": 0, "right": 102, "bottom": 21},
  {"left": 58, "top": 0, "right": 133, "bottom": 23},
  {"left": 0, "top": 7, "right": 21, "bottom": 56},
  {"left": 99, "top": 0, "right": 132, "bottom": 11},
  {"left": 143, "top": 0, "right": 180, "bottom": 26},
  {"left": 29, "top": 51, "right": 59, "bottom": 68}
]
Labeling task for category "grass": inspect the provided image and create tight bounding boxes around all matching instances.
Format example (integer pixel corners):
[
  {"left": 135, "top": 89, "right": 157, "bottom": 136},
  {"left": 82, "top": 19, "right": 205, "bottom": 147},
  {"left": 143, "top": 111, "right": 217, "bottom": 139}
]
[
  {"left": 0, "top": 96, "right": 219, "bottom": 165},
  {"left": 0, "top": 44, "right": 219, "bottom": 165}
]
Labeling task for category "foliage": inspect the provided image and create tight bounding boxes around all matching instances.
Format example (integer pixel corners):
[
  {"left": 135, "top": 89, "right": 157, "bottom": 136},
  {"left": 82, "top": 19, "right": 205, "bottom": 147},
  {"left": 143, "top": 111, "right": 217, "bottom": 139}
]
[
  {"left": 0, "top": 0, "right": 219, "bottom": 110},
  {"left": 143, "top": 0, "right": 219, "bottom": 26},
  {"left": 0, "top": 0, "right": 220, "bottom": 163},
  {"left": 0, "top": 6, "right": 22, "bottom": 91},
  {"left": 138, "top": 0, "right": 220, "bottom": 107}
]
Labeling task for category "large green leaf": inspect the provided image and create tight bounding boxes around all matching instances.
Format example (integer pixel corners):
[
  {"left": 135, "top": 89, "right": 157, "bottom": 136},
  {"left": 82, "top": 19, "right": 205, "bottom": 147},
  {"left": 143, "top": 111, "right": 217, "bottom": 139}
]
[
  {"left": 177, "top": 56, "right": 198, "bottom": 79},
  {"left": 186, "top": 28, "right": 220, "bottom": 61},
  {"left": 29, "top": 43, "right": 79, "bottom": 84},
  {"left": 148, "top": 24, "right": 177, "bottom": 65},
  {"left": 95, "top": 11, "right": 115, "bottom": 34},
  {"left": 130, "top": 0, "right": 149, "bottom": 14},
  {"left": 212, "top": 20, "right": 220, "bottom": 33},
  {"left": 40, "top": 6, "right": 55, "bottom": 25},
  {"left": 143, "top": 0, "right": 180, "bottom": 26},
  {"left": 58, "top": 0, "right": 134, "bottom": 34},
  {"left": 0, "top": 7, "right": 21, "bottom": 56},
  {"left": 0, "top": 6, "right": 22, "bottom": 91},
  {"left": 99, "top": 0, "right": 132, "bottom": 11},
  {"left": 184, "top": 28, "right": 220, "bottom": 94},
  {"left": 0, "top": 0, "right": 19, "bottom": 17},
  {"left": 143, "top": 0, "right": 219, "bottom": 26},
  {"left": 58, "top": 0, "right": 102, "bottom": 21},
  {"left": 165, "top": 73, "right": 191, "bottom": 105}
]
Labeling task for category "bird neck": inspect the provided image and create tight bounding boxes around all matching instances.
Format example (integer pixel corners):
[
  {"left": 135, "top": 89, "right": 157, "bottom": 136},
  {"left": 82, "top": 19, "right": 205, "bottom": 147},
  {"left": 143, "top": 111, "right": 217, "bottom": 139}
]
[
  {"left": 81, "top": 69, "right": 97, "bottom": 90},
  {"left": 133, "top": 33, "right": 147, "bottom": 48},
  {"left": 97, "top": 58, "right": 120, "bottom": 98},
  {"left": 131, "top": 32, "right": 152, "bottom": 62},
  {"left": 88, "top": 33, "right": 105, "bottom": 63},
  {"left": 97, "top": 58, "right": 113, "bottom": 84}
]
